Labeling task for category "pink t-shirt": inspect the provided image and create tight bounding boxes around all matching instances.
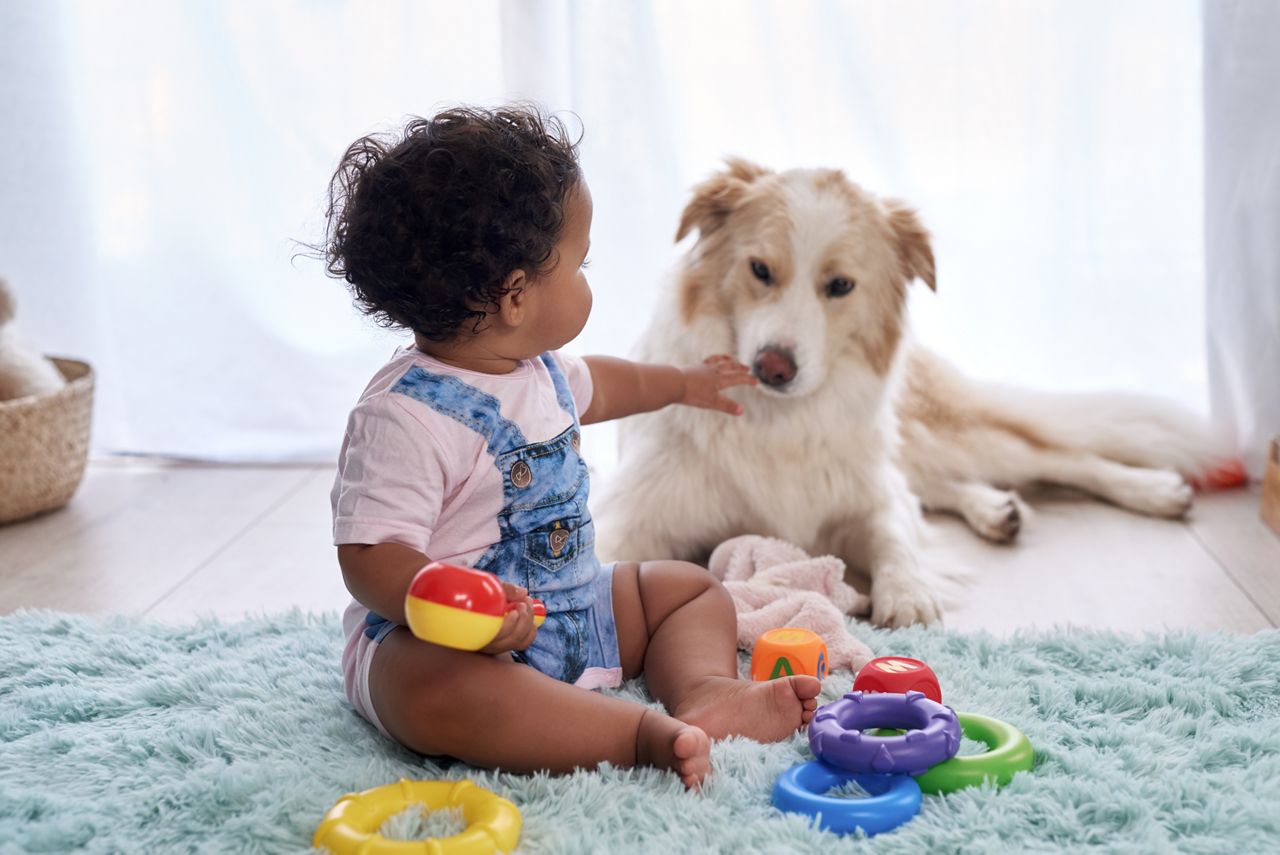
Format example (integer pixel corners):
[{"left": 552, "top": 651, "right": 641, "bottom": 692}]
[{"left": 331, "top": 345, "right": 594, "bottom": 628}]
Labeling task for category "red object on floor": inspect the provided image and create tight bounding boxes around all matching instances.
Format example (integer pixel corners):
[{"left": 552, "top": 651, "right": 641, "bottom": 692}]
[
  {"left": 852, "top": 656, "right": 943, "bottom": 703},
  {"left": 1190, "top": 458, "right": 1248, "bottom": 491}
]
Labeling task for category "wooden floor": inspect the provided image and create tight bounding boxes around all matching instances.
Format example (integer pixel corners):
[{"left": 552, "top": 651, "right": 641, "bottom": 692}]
[{"left": 1, "top": 460, "right": 1277, "bottom": 636}]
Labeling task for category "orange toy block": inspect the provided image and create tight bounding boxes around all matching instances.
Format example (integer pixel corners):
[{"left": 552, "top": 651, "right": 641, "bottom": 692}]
[{"left": 751, "top": 627, "right": 828, "bottom": 682}]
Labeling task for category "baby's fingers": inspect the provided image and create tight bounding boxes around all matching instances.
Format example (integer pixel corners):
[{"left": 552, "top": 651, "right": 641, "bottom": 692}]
[
  {"left": 712, "top": 393, "right": 745, "bottom": 416},
  {"left": 500, "top": 581, "right": 529, "bottom": 602},
  {"left": 716, "top": 364, "right": 757, "bottom": 389},
  {"left": 482, "top": 605, "right": 533, "bottom": 653},
  {"left": 704, "top": 355, "right": 753, "bottom": 374},
  {"left": 516, "top": 612, "right": 539, "bottom": 650},
  {"left": 478, "top": 614, "right": 514, "bottom": 655}
]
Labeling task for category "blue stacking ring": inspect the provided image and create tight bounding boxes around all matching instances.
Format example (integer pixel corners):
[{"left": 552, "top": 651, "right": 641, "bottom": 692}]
[{"left": 772, "top": 759, "right": 921, "bottom": 837}]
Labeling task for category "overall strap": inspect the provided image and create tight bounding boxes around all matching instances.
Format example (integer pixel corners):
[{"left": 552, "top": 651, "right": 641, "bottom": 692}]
[
  {"left": 391, "top": 365, "right": 528, "bottom": 456},
  {"left": 539, "top": 353, "right": 578, "bottom": 421}
]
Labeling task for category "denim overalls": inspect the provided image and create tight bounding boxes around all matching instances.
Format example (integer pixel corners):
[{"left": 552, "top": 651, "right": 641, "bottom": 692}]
[{"left": 363, "top": 353, "right": 621, "bottom": 686}]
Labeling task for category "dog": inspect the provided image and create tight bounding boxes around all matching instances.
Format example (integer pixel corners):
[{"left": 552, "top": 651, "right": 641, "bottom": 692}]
[{"left": 591, "top": 159, "right": 1226, "bottom": 627}]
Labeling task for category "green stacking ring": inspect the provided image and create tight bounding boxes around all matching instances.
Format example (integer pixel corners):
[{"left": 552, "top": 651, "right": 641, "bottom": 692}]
[{"left": 914, "top": 712, "right": 1033, "bottom": 795}]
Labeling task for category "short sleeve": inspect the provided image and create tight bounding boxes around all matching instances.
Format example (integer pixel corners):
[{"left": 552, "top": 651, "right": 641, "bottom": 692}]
[
  {"left": 554, "top": 351, "right": 594, "bottom": 415},
  {"left": 331, "top": 394, "right": 451, "bottom": 553}
]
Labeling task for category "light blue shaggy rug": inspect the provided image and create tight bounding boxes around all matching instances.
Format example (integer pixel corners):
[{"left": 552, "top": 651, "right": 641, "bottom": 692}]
[{"left": 2, "top": 611, "right": 1279, "bottom": 854}]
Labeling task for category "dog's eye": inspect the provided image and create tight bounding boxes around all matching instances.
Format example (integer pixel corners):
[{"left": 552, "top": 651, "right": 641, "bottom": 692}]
[
  {"left": 826, "top": 277, "right": 856, "bottom": 297},
  {"left": 749, "top": 260, "right": 773, "bottom": 285}
]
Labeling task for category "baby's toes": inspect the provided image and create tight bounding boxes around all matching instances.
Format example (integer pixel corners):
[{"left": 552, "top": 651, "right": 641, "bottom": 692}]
[
  {"left": 673, "top": 726, "right": 711, "bottom": 790},
  {"left": 789, "top": 675, "right": 822, "bottom": 701}
]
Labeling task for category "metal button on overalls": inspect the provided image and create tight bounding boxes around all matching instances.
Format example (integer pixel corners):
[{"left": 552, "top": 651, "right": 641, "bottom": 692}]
[{"left": 549, "top": 523, "right": 570, "bottom": 556}]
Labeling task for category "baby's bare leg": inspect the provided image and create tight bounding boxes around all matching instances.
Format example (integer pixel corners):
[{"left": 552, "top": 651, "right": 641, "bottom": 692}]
[
  {"left": 367, "top": 627, "right": 710, "bottom": 789},
  {"left": 612, "top": 560, "right": 821, "bottom": 743}
]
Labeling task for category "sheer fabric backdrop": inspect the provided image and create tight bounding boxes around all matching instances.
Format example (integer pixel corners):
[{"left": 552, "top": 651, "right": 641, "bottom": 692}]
[
  {"left": 1204, "top": 0, "right": 1280, "bottom": 477},
  {"left": 2, "top": 1, "right": 1267, "bottom": 475}
]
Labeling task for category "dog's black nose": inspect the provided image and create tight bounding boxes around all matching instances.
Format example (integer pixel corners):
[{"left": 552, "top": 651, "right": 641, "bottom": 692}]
[{"left": 753, "top": 346, "right": 797, "bottom": 387}]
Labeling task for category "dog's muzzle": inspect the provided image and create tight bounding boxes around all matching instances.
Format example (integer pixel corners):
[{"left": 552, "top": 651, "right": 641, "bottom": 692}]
[{"left": 753, "top": 346, "right": 798, "bottom": 389}]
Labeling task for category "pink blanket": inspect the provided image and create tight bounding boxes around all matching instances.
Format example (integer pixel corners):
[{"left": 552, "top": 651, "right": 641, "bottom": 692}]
[{"left": 708, "top": 535, "right": 874, "bottom": 673}]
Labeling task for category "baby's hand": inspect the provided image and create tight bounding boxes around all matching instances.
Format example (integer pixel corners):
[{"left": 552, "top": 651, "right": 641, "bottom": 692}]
[
  {"left": 680, "top": 355, "right": 757, "bottom": 415},
  {"left": 479, "top": 582, "right": 539, "bottom": 655}
]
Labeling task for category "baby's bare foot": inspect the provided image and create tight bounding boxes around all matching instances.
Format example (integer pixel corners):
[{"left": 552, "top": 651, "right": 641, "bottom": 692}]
[
  {"left": 636, "top": 709, "right": 711, "bottom": 790},
  {"left": 673, "top": 675, "right": 822, "bottom": 743}
]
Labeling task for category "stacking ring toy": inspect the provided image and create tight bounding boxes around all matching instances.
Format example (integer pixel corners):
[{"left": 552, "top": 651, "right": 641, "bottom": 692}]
[
  {"left": 313, "top": 779, "right": 521, "bottom": 854},
  {"left": 772, "top": 760, "right": 921, "bottom": 836},
  {"left": 914, "top": 712, "right": 1034, "bottom": 794},
  {"left": 809, "top": 691, "right": 961, "bottom": 776}
]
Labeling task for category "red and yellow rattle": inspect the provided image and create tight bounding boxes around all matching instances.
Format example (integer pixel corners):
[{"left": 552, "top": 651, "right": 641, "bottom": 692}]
[{"left": 404, "top": 562, "right": 546, "bottom": 650}]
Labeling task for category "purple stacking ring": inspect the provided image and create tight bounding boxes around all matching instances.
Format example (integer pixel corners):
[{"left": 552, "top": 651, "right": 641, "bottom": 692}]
[{"left": 809, "top": 690, "right": 962, "bottom": 776}]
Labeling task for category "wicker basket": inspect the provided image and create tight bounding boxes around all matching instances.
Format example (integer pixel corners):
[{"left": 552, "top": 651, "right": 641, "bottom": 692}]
[{"left": 0, "top": 357, "right": 94, "bottom": 524}]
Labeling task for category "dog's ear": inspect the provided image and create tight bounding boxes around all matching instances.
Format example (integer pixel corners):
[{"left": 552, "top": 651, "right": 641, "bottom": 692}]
[
  {"left": 676, "top": 158, "right": 770, "bottom": 242},
  {"left": 883, "top": 200, "right": 936, "bottom": 291}
]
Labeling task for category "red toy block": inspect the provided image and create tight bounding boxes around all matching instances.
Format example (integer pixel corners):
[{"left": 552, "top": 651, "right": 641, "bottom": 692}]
[{"left": 852, "top": 656, "right": 942, "bottom": 703}]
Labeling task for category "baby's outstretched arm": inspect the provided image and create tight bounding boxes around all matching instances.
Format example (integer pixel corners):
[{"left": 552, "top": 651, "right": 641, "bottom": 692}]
[{"left": 580, "top": 355, "right": 756, "bottom": 424}]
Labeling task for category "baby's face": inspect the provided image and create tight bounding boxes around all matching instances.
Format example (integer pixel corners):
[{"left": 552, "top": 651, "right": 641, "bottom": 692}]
[{"left": 522, "top": 181, "right": 594, "bottom": 352}]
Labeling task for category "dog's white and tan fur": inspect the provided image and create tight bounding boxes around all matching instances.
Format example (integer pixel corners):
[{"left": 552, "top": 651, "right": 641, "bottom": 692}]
[{"left": 593, "top": 159, "right": 1222, "bottom": 627}]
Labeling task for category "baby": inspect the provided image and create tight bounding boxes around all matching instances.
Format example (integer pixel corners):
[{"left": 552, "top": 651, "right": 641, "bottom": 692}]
[{"left": 325, "top": 106, "right": 820, "bottom": 789}]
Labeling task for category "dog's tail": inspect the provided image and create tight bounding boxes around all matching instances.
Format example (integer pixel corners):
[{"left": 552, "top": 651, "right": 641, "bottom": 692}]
[{"left": 972, "top": 381, "right": 1240, "bottom": 486}]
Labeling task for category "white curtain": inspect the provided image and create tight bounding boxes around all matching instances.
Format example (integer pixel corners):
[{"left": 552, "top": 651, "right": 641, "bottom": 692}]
[
  {"left": 1204, "top": 0, "right": 1280, "bottom": 478},
  {"left": 2, "top": 0, "right": 508, "bottom": 460},
  {"left": 3, "top": 0, "right": 1249, "bottom": 472}
]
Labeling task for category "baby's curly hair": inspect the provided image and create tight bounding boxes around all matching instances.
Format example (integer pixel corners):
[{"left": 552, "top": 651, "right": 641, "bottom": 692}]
[{"left": 322, "top": 105, "right": 582, "bottom": 341}]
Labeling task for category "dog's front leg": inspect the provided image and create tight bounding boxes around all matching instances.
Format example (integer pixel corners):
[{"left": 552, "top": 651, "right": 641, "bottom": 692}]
[
  {"left": 865, "top": 520, "right": 941, "bottom": 628},
  {"left": 861, "top": 475, "right": 942, "bottom": 628}
]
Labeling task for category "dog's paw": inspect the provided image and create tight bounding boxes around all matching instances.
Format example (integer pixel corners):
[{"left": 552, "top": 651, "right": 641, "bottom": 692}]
[
  {"left": 1111, "top": 469, "right": 1194, "bottom": 518},
  {"left": 962, "top": 490, "right": 1024, "bottom": 543},
  {"left": 870, "top": 574, "right": 943, "bottom": 628}
]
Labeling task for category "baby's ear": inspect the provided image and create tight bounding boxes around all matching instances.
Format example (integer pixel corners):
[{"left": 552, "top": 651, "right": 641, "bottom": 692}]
[
  {"left": 676, "top": 158, "right": 771, "bottom": 242},
  {"left": 883, "top": 200, "right": 936, "bottom": 291},
  {"left": 494, "top": 269, "right": 529, "bottom": 325}
]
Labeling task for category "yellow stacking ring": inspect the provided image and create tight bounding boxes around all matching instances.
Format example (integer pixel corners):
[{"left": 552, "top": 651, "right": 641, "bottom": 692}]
[{"left": 314, "top": 779, "right": 521, "bottom": 854}]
